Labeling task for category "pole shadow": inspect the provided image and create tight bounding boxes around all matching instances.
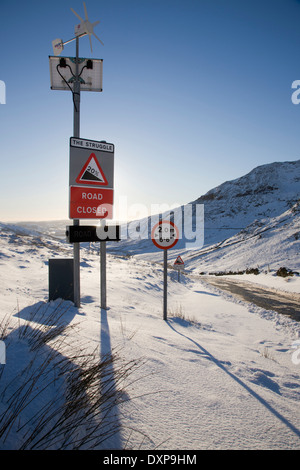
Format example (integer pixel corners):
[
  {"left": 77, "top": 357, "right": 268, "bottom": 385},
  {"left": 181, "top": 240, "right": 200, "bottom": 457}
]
[
  {"left": 0, "top": 299, "right": 122, "bottom": 449},
  {"left": 166, "top": 319, "right": 300, "bottom": 440},
  {"left": 100, "top": 308, "right": 122, "bottom": 449}
]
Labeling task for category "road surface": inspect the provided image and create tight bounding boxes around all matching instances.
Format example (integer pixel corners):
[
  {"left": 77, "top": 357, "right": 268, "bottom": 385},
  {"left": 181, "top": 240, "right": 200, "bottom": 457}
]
[{"left": 202, "top": 276, "right": 300, "bottom": 322}]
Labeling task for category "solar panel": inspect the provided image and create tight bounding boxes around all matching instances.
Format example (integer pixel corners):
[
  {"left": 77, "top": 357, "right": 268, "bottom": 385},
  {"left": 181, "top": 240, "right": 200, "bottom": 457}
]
[{"left": 49, "top": 56, "right": 103, "bottom": 92}]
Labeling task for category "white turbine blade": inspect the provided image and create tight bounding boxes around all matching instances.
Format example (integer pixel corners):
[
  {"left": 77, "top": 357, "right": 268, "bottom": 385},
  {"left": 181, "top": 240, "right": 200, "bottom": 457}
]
[
  {"left": 93, "top": 31, "right": 104, "bottom": 46},
  {"left": 89, "top": 34, "right": 93, "bottom": 52},
  {"left": 71, "top": 7, "right": 83, "bottom": 22},
  {"left": 92, "top": 20, "right": 100, "bottom": 27},
  {"left": 83, "top": 2, "right": 88, "bottom": 20}
]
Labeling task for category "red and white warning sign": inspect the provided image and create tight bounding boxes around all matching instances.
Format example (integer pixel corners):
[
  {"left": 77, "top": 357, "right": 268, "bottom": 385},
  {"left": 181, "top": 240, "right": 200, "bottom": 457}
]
[
  {"left": 174, "top": 255, "right": 184, "bottom": 266},
  {"left": 69, "top": 186, "right": 113, "bottom": 219},
  {"left": 69, "top": 137, "right": 114, "bottom": 189},
  {"left": 76, "top": 153, "right": 108, "bottom": 186},
  {"left": 151, "top": 220, "right": 179, "bottom": 250}
]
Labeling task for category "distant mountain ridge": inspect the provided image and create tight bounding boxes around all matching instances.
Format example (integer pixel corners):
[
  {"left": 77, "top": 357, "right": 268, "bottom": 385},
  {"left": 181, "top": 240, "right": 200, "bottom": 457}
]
[{"left": 197, "top": 160, "right": 300, "bottom": 205}]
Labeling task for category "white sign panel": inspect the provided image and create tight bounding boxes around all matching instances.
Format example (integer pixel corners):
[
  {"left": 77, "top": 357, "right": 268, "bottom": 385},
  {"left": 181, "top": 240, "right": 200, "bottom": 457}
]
[
  {"left": 151, "top": 221, "right": 179, "bottom": 250},
  {"left": 69, "top": 137, "right": 114, "bottom": 189}
]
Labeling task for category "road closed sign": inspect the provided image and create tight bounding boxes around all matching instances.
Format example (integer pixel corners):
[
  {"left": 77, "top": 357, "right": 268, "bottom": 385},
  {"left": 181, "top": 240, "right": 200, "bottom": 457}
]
[{"left": 69, "top": 186, "right": 113, "bottom": 219}]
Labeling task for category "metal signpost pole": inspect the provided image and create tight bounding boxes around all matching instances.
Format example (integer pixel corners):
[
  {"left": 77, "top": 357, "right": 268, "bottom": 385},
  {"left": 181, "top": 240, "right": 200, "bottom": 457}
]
[
  {"left": 100, "top": 241, "right": 107, "bottom": 309},
  {"left": 151, "top": 220, "right": 179, "bottom": 321},
  {"left": 73, "top": 36, "right": 81, "bottom": 308},
  {"left": 51, "top": 4, "right": 106, "bottom": 309},
  {"left": 100, "top": 221, "right": 107, "bottom": 310},
  {"left": 163, "top": 249, "right": 168, "bottom": 321}
]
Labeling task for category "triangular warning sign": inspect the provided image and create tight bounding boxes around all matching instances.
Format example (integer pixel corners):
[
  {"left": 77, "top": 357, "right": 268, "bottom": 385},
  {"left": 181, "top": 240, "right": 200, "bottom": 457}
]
[
  {"left": 174, "top": 256, "right": 184, "bottom": 265},
  {"left": 76, "top": 153, "right": 108, "bottom": 186}
]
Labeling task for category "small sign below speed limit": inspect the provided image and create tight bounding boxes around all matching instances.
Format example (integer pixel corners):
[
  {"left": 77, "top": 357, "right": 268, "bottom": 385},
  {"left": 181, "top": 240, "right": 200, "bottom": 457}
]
[{"left": 151, "top": 220, "right": 179, "bottom": 250}]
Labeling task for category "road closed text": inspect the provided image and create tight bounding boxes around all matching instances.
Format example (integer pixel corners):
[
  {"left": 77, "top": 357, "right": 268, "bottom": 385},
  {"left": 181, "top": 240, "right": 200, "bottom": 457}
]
[{"left": 69, "top": 186, "right": 113, "bottom": 219}]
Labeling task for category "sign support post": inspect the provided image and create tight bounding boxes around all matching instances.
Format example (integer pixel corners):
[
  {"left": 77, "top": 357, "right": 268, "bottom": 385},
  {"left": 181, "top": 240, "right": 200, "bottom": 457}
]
[
  {"left": 151, "top": 220, "right": 180, "bottom": 321},
  {"left": 163, "top": 249, "right": 168, "bottom": 321},
  {"left": 66, "top": 223, "right": 120, "bottom": 311},
  {"left": 73, "top": 36, "right": 81, "bottom": 308},
  {"left": 100, "top": 221, "right": 107, "bottom": 310}
]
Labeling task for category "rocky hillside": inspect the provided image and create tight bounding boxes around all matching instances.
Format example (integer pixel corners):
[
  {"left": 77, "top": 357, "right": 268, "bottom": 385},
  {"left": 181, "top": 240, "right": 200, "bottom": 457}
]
[
  {"left": 184, "top": 199, "right": 300, "bottom": 273},
  {"left": 195, "top": 159, "right": 300, "bottom": 246}
]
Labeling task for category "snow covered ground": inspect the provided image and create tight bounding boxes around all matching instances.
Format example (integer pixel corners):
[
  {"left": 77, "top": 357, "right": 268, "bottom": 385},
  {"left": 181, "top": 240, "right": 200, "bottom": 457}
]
[{"left": 0, "top": 223, "right": 299, "bottom": 450}]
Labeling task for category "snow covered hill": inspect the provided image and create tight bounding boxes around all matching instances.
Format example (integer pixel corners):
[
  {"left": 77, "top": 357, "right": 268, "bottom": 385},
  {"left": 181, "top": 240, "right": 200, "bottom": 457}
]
[
  {"left": 106, "top": 159, "right": 300, "bottom": 274},
  {"left": 195, "top": 159, "right": 300, "bottom": 245},
  {"left": 183, "top": 199, "right": 300, "bottom": 274}
]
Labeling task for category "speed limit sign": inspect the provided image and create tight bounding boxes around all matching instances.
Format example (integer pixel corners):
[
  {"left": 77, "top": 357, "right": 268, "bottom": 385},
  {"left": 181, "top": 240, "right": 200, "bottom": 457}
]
[{"left": 151, "top": 220, "right": 179, "bottom": 250}]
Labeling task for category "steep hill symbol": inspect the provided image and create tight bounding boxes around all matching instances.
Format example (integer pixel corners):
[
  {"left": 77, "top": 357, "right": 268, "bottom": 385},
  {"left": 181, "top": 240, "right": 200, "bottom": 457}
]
[{"left": 76, "top": 153, "right": 108, "bottom": 186}]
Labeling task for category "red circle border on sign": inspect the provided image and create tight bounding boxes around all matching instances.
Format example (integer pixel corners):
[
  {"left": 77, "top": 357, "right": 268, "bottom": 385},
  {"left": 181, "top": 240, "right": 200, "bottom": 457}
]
[{"left": 151, "top": 220, "right": 179, "bottom": 250}]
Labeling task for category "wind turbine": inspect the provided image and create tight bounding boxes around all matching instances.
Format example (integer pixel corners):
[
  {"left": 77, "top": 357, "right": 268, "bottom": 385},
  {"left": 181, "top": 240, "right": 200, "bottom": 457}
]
[
  {"left": 71, "top": 2, "right": 104, "bottom": 52},
  {"left": 52, "top": 3, "right": 104, "bottom": 56}
]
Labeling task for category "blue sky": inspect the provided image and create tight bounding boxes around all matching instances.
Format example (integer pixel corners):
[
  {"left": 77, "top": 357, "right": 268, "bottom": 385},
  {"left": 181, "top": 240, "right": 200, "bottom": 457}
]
[{"left": 1, "top": 0, "right": 300, "bottom": 222}]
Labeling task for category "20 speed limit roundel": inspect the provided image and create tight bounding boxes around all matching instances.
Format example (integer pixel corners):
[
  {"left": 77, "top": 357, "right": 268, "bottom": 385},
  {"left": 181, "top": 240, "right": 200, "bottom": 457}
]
[{"left": 151, "top": 220, "right": 179, "bottom": 250}]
